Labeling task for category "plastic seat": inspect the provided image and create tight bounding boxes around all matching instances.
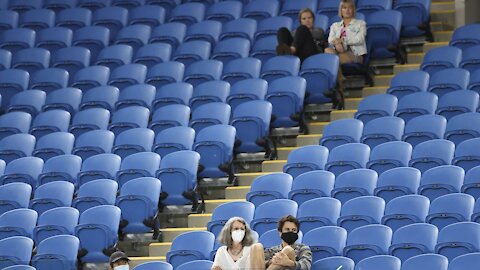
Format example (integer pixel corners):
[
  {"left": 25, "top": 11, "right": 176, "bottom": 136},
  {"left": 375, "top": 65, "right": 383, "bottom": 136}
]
[
  {"left": 111, "top": 0, "right": 145, "bottom": 9},
  {"left": 227, "top": 78, "right": 267, "bottom": 112},
  {"left": 7, "top": 0, "right": 41, "bottom": 12},
  {"left": 283, "top": 145, "right": 329, "bottom": 179},
  {"left": 108, "top": 64, "right": 147, "bottom": 90},
  {"left": 462, "top": 166, "right": 480, "bottom": 200},
  {"left": 79, "top": 87, "right": 119, "bottom": 113},
  {"left": 254, "top": 16, "right": 292, "bottom": 42},
  {"left": 183, "top": 60, "right": 223, "bottom": 87},
  {"left": 11, "top": 48, "right": 50, "bottom": 74},
  {"left": 156, "top": 150, "right": 200, "bottom": 206},
  {"left": 72, "top": 179, "right": 118, "bottom": 215},
  {"left": 0, "top": 10, "right": 18, "bottom": 33},
  {"left": 250, "top": 199, "right": 298, "bottom": 236},
  {"left": 221, "top": 58, "right": 261, "bottom": 86},
  {"left": 0, "top": 28, "right": 35, "bottom": 54},
  {"left": 367, "top": 141, "right": 412, "bottom": 175},
  {"left": 35, "top": 27, "right": 72, "bottom": 55},
  {"left": 206, "top": 1, "right": 242, "bottom": 23},
  {"left": 0, "top": 69, "right": 29, "bottom": 108},
  {"left": 394, "top": 92, "right": 438, "bottom": 123},
  {"left": 266, "top": 76, "right": 306, "bottom": 128},
  {"left": 166, "top": 231, "right": 215, "bottom": 269},
  {"left": 128, "top": 5, "right": 165, "bottom": 28},
  {"left": 211, "top": 38, "right": 250, "bottom": 65},
  {"left": 150, "top": 102, "right": 190, "bottom": 133},
  {"left": 92, "top": 6, "right": 127, "bottom": 41},
  {"left": 382, "top": 195, "right": 430, "bottom": 232},
  {"left": 0, "top": 236, "right": 34, "bottom": 269},
  {"left": 343, "top": 224, "right": 393, "bottom": 264},
  {"left": 332, "top": 169, "right": 378, "bottom": 205},
  {"left": 0, "top": 208, "right": 37, "bottom": 240},
  {"left": 366, "top": 10, "right": 402, "bottom": 62},
  {"left": 77, "top": 153, "right": 121, "bottom": 187},
  {"left": 146, "top": 62, "right": 185, "bottom": 90},
  {"left": 299, "top": 53, "right": 339, "bottom": 104},
  {"left": 152, "top": 126, "right": 194, "bottom": 158},
  {"left": 402, "top": 254, "right": 448, "bottom": 270},
  {"left": 444, "top": 112, "right": 480, "bottom": 145},
  {"left": 402, "top": 114, "right": 447, "bottom": 147},
  {"left": 317, "top": 0, "right": 341, "bottom": 19},
  {"left": 408, "top": 139, "right": 455, "bottom": 173},
  {"left": 172, "top": 40, "right": 211, "bottom": 68},
  {"left": 189, "top": 80, "right": 229, "bottom": 112},
  {"left": 78, "top": 0, "right": 111, "bottom": 11},
  {"left": 115, "top": 84, "right": 155, "bottom": 111},
  {"left": 279, "top": 0, "right": 317, "bottom": 21},
  {"left": 29, "top": 181, "right": 74, "bottom": 216},
  {"left": 437, "top": 90, "right": 479, "bottom": 121},
  {"left": 72, "top": 26, "right": 110, "bottom": 61},
  {"left": 357, "top": 0, "right": 392, "bottom": 17},
  {"left": 451, "top": 138, "right": 480, "bottom": 174},
  {"left": 55, "top": 8, "right": 92, "bottom": 32},
  {"left": 115, "top": 153, "right": 158, "bottom": 189},
  {"left": 354, "top": 94, "right": 398, "bottom": 124},
  {"left": 133, "top": 43, "right": 172, "bottom": 68},
  {"left": 303, "top": 226, "right": 347, "bottom": 262},
  {"left": 387, "top": 70, "right": 430, "bottom": 100},
  {"left": 219, "top": 18, "right": 257, "bottom": 43},
  {"left": 176, "top": 260, "right": 212, "bottom": 270},
  {"left": 338, "top": 196, "right": 385, "bottom": 233},
  {"left": 319, "top": 119, "right": 363, "bottom": 151},
  {"left": 71, "top": 66, "right": 111, "bottom": 92},
  {"left": 108, "top": 106, "right": 150, "bottom": 136},
  {"left": 18, "top": 9, "right": 54, "bottom": 32},
  {"left": 426, "top": 193, "right": 474, "bottom": 230},
  {"left": 43, "top": 88, "right": 82, "bottom": 115},
  {"left": 0, "top": 135, "right": 37, "bottom": 165},
  {"left": 449, "top": 252, "right": 480, "bottom": 270},
  {"left": 250, "top": 35, "right": 277, "bottom": 63},
  {"left": 114, "top": 24, "right": 151, "bottom": 52},
  {"left": 460, "top": 44, "right": 480, "bottom": 73},
  {"left": 31, "top": 235, "right": 79, "bottom": 270},
  {"left": 69, "top": 108, "right": 110, "bottom": 138},
  {"left": 133, "top": 261, "right": 173, "bottom": 270},
  {"left": 207, "top": 201, "right": 255, "bottom": 238},
  {"left": 0, "top": 49, "right": 11, "bottom": 70},
  {"left": 242, "top": 0, "right": 279, "bottom": 22},
  {"left": 246, "top": 173, "right": 293, "bottom": 208},
  {"left": 374, "top": 167, "right": 421, "bottom": 203},
  {"left": 449, "top": 23, "right": 480, "bottom": 50},
  {"left": 325, "top": 143, "right": 371, "bottom": 177},
  {"left": 420, "top": 46, "right": 462, "bottom": 76},
  {"left": 168, "top": 3, "right": 205, "bottom": 26},
  {"left": 428, "top": 68, "right": 470, "bottom": 98},
  {"left": 355, "top": 255, "right": 401, "bottom": 270},
  {"left": 33, "top": 206, "right": 79, "bottom": 246},
  {"left": 37, "top": 154, "right": 82, "bottom": 187},
  {"left": 394, "top": 0, "right": 432, "bottom": 38},
  {"left": 95, "top": 44, "right": 132, "bottom": 70},
  {"left": 0, "top": 183, "right": 31, "bottom": 216},
  {"left": 75, "top": 205, "right": 121, "bottom": 263},
  {"left": 418, "top": 165, "right": 464, "bottom": 201},
  {"left": 112, "top": 128, "right": 154, "bottom": 159},
  {"left": 312, "top": 256, "right": 354, "bottom": 270},
  {"left": 29, "top": 110, "right": 71, "bottom": 139},
  {"left": 32, "top": 132, "right": 74, "bottom": 161},
  {"left": 297, "top": 197, "right": 340, "bottom": 233},
  {"left": 260, "top": 56, "right": 300, "bottom": 84},
  {"left": 189, "top": 102, "right": 230, "bottom": 134},
  {"left": 29, "top": 68, "right": 69, "bottom": 94},
  {"left": 149, "top": 23, "right": 186, "bottom": 50},
  {"left": 435, "top": 222, "right": 480, "bottom": 261},
  {"left": 0, "top": 111, "right": 32, "bottom": 141},
  {"left": 184, "top": 20, "right": 221, "bottom": 46},
  {"left": 72, "top": 130, "right": 114, "bottom": 161},
  {"left": 360, "top": 117, "right": 405, "bottom": 149},
  {"left": 43, "top": 0, "right": 77, "bottom": 12}
]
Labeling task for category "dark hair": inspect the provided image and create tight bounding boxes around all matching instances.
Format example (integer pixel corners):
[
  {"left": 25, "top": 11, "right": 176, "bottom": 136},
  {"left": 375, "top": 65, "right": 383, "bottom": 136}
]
[
  {"left": 298, "top": 8, "right": 315, "bottom": 25},
  {"left": 277, "top": 215, "right": 300, "bottom": 232}
]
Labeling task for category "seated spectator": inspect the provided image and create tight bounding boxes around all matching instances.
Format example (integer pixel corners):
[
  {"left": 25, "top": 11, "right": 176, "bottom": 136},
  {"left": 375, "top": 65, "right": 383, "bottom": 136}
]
[
  {"left": 212, "top": 216, "right": 264, "bottom": 270},
  {"left": 276, "top": 8, "right": 326, "bottom": 62},
  {"left": 109, "top": 251, "right": 130, "bottom": 270}
]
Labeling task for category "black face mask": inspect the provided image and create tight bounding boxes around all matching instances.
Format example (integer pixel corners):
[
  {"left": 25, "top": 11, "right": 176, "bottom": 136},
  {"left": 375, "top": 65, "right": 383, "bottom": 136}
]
[{"left": 281, "top": 231, "right": 298, "bottom": 245}]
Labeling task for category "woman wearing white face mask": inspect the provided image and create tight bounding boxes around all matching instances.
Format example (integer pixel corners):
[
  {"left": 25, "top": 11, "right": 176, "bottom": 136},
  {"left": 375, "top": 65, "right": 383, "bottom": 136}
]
[
  {"left": 109, "top": 251, "right": 130, "bottom": 270},
  {"left": 212, "top": 216, "right": 263, "bottom": 270}
]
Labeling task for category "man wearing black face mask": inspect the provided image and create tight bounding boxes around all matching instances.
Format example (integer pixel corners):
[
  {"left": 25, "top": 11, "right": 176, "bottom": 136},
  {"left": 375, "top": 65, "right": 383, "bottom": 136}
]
[{"left": 263, "top": 215, "right": 312, "bottom": 270}]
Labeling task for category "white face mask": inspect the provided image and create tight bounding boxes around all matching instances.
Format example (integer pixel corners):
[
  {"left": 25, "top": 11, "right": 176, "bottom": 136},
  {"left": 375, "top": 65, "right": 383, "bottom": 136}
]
[
  {"left": 114, "top": 265, "right": 129, "bottom": 270},
  {"left": 231, "top": 229, "right": 245, "bottom": 243}
]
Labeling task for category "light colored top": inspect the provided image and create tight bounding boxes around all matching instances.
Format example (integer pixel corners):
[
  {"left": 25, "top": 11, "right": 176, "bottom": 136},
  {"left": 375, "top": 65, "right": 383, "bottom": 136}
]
[
  {"left": 212, "top": 245, "right": 252, "bottom": 270},
  {"left": 328, "top": 18, "right": 367, "bottom": 56}
]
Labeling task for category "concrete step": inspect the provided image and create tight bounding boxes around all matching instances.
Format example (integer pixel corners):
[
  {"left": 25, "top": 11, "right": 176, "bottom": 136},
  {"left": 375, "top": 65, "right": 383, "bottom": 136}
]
[
  {"left": 262, "top": 160, "right": 286, "bottom": 172},
  {"left": 306, "top": 122, "right": 328, "bottom": 134},
  {"left": 160, "top": 227, "right": 206, "bottom": 242},
  {"left": 434, "top": 30, "right": 453, "bottom": 42},
  {"left": 407, "top": 53, "right": 425, "bottom": 64},
  {"left": 423, "top": 42, "right": 449, "bottom": 53},
  {"left": 345, "top": 98, "right": 362, "bottom": 110},
  {"left": 129, "top": 256, "right": 165, "bottom": 268},
  {"left": 188, "top": 213, "right": 212, "bottom": 227},
  {"left": 362, "top": 86, "right": 388, "bottom": 97},
  {"left": 330, "top": 110, "right": 356, "bottom": 121},
  {"left": 149, "top": 243, "right": 171, "bottom": 257},
  {"left": 225, "top": 186, "right": 250, "bottom": 199},
  {"left": 431, "top": 10, "right": 456, "bottom": 28},
  {"left": 373, "top": 75, "right": 394, "bottom": 86},
  {"left": 394, "top": 64, "right": 420, "bottom": 75},
  {"left": 296, "top": 134, "right": 322, "bottom": 147},
  {"left": 432, "top": 1, "right": 455, "bottom": 11},
  {"left": 236, "top": 172, "right": 268, "bottom": 186},
  {"left": 277, "top": 147, "right": 297, "bottom": 160},
  {"left": 205, "top": 199, "right": 245, "bottom": 213}
]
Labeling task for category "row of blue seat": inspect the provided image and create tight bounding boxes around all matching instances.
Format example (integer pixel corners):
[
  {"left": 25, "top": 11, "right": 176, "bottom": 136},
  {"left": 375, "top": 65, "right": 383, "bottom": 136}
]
[{"left": 421, "top": 45, "right": 480, "bottom": 75}]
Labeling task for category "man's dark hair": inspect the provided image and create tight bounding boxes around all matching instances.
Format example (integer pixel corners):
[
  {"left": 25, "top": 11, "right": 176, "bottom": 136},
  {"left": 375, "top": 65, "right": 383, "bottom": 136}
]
[{"left": 277, "top": 215, "right": 300, "bottom": 232}]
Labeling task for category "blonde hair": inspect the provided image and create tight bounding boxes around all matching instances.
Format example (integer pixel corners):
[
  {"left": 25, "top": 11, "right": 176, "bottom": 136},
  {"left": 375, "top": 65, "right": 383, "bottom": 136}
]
[
  {"left": 217, "top": 217, "right": 256, "bottom": 247},
  {"left": 298, "top": 8, "right": 315, "bottom": 25},
  {"left": 338, "top": 0, "right": 357, "bottom": 19}
]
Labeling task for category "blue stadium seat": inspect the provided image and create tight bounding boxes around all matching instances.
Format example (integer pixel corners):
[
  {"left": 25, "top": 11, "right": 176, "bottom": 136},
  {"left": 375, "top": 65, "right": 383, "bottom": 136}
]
[
  {"left": 207, "top": 201, "right": 255, "bottom": 238},
  {"left": 366, "top": 10, "right": 402, "bottom": 62},
  {"left": 0, "top": 183, "right": 31, "bottom": 216},
  {"left": 71, "top": 66, "right": 111, "bottom": 92},
  {"left": 166, "top": 231, "right": 215, "bottom": 269},
  {"left": 360, "top": 117, "right": 405, "bottom": 149},
  {"left": 95, "top": 44, "right": 133, "bottom": 70},
  {"left": 0, "top": 135, "right": 36, "bottom": 165},
  {"left": 402, "top": 254, "right": 447, "bottom": 270},
  {"left": 112, "top": 128, "right": 154, "bottom": 159},
  {"left": 250, "top": 35, "right": 277, "bottom": 62},
  {"left": 32, "top": 132, "right": 75, "bottom": 161},
  {"left": 31, "top": 235, "right": 79, "bottom": 270},
  {"left": 69, "top": 108, "right": 110, "bottom": 138},
  {"left": 189, "top": 102, "right": 231, "bottom": 134},
  {"left": 108, "top": 63, "right": 147, "bottom": 90},
  {"left": 0, "top": 10, "right": 18, "bottom": 32},
  {"left": 206, "top": 1, "right": 242, "bottom": 23},
  {"left": 115, "top": 84, "right": 155, "bottom": 111},
  {"left": 355, "top": 255, "right": 401, "bottom": 270},
  {"left": 449, "top": 23, "right": 480, "bottom": 50},
  {"left": 374, "top": 167, "right": 421, "bottom": 203},
  {"left": 409, "top": 139, "right": 455, "bottom": 173},
  {"left": 283, "top": 145, "right": 329, "bottom": 179},
  {"left": 255, "top": 16, "right": 292, "bottom": 42},
  {"left": 246, "top": 173, "right": 293, "bottom": 208},
  {"left": 108, "top": 106, "right": 150, "bottom": 136},
  {"left": 189, "top": 80, "right": 229, "bottom": 112},
  {"left": 150, "top": 104, "right": 191, "bottom": 135},
  {"left": 0, "top": 69, "right": 29, "bottom": 108},
  {"left": 266, "top": 76, "right": 306, "bottom": 128},
  {"left": 72, "top": 179, "right": 118, "bottom": 215},
  {"left": 387, "top": 70, "right": 430, "bottom": 100},
  {"left": 297, "top": 197, "right": 340, "bottom": 233},
  {"left": 418, "top": 165, "right": 464, "bottom": 201},
  {"left": 114, "top": 24, "right": 151, "bottom": 52},
  {"left": 55, "top": 8, "right": 92, "bottom": 32},
  {"left": 185, "top": 20, "right": 221, "bottom": 46},
  {"left": 317, "top": 0, "right": 341, "bottom": 19},
  {"left": 227, "top": 78, "right": 266, "bottom": 112},
  {"left": 382, "top": 195, "right": 430, "bottom": 232},
  {"left": 146, "top": 62, "right": 185, "bottom": 90},
  {"left": 112, "top": 0, "right": 145, "bottom": 9},
  {"left": 242, "top": 0, "right": 279, "bottom": 22},
  {"left": 355, "top": 94, "right": 398, "bottom": 124},
  {"left": 420, "top": 46, "right": 462, "bottom": 76},
  {"left": 325, "top": 143, "right": 371, "bottom": 177},
  {"left": 77, "top": 153, "right": 121, "bottom": 187},
  {"left": 343, "top": 224, "right": 393, "bottom": 264},
  {"left": 219, "top": 18, "right": 257, "bottom": 43},
  {"left": 78, "top": 0, "right": 111, "bottom": 12},
  {"left": 303, "top": 226, "right": 348, "bottom": 262},
  {"left": 428, "top": 68, "right": 470, "bottom": 98},
  {"left": 35, "top": 27, "right": 72, "bottom": 55},
  {"left": 445, "top": 112, "right": 480, "bottom": 145},
  {"left": 312, "top": 256, "right": 354, "bottom": 270},
  {"left": 29, "top": 67, "right": 69, "bottom": 92},
  {"left": 462, "top": 165, "right": 480, "bottom": 200},
  {"left": 19, "top": 9, "right": 54, "bottom": 32},
  {"left": 168, "top": 2, "right": 205, "bottom": 26},
  {"left": 183, "top": 60, "right": 223, "bottom": 87},
  {"left": 452, "top": 138, "right": 480, "bottom": 173},
  {"left": 72, "top": 130, "right": 114, "bottom": 161},
  {"left": 11, "top": 48, "right": 50, "bottom": 74},
  {"left": 156, "top": 150, "right": 200, "bottom": 207},
  {"left": 394, "top": 92, "right": 438, "bottom": 123},
  {"left": 0, "top": 49, "right": 11, "bottom": 70},
  {"left": 0, "top": 208, "right": 37, "bottom": 240},
  {"left": 133, "top": 43, "right": 172, "bottom": 68},
  {"left": 29, "top": 110, "right": 71, "bottom": 139},
  {"left": 426, "top": 193, "right": 474, "bottom": 230},
  {"left": 338, "top": 196, "right": 385, "bottom": 233},
  {"left": 299, "top": 53, "right": 339, "bottom": 104},
  {"left": 133, "top": 261, "right": 173, "bottom": 270},
  {"left": 394, "top": 0, "right": 432, "bottom": 39},
  {"left": 75, "top": 205, "right": 121, "bottom": 263},
  {"left": 0, "top": 236, "right": 34, "bottom": 269},
  {"left": 402, "top": 114, "right": 446, "bottom": 147},
  {"left": 116, "top": 177, "right": 161, "bottom": 236},
  {"left": 29, "top": 181, "right": 74, "bottom": 216},
  {"left": 128, "top": 5, "right": 165, "bottom": 28},
  {"left": 43, "top": 0, "right": 77, "bottom": 12},
  {"left": 92, "top": 6, "right": 127, "bottom": 41},
  {"left": 367, "top": 141, "right": 412, "bottom": 175},
  {"left": 0, "top": 28, "right": 36, "bottom": 54},
  {"left": 332, "top": 169, "right": 378, "bottom": 205},
  {"left": 288, "top": 170, "right": 335, "bottom": 206},
  {"left": 357, "top": 0, "right": 392, "bottom": 17},
  {"left": 250, "top": 199, "right": 297, "bottom": 236},
  {"left": 172, "top": 40, "right": 211, "bottom": 67},
  {"left": 0, "top": 111, "right": 32, "bottom": 141},
  {"left": 149, "top": 23, "right": 186, "bottom": 50},
  {"left": 448, "top": 252, "right": 480, "bottom": 270},
  {"left": 280, "top": 0, "right": 317, "bottom": 21},
  {"left": 320, "top": 119, "right": 363, "bottom": 151},
  {"left": 43, "top": 88, "right": 82, "bottom": 114},
  {"left": 211, "top": 38, "right": 250, "bottom": 65},
  {"left": 37, "top": 154, "right": 82, "bottom": 186},
  {"left": 221, "top": 58, "right": 261, "bottom": 86},
  {"left": 33, "top": 206, "right": 79, "bottom": 246},
  {"left": 435, "top": 222, "right": 480, "bottom": 261},
  {"left": 72, "top": 26, "right": 110, "bottom": 61},
  {"left": 152, "top": 126, "right": 195, "bottom": 158},
  {"left": 115, "top": 151, "right": 160, "bottom": 187},
  {"left": 460, "top": 44, "right": 480, "bottom": 73}
]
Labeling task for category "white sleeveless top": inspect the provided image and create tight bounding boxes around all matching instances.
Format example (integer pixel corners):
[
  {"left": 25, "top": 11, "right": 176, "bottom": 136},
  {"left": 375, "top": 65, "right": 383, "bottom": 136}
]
[{"left": 212, "top": 245, "right": 252, "bottom": 270}]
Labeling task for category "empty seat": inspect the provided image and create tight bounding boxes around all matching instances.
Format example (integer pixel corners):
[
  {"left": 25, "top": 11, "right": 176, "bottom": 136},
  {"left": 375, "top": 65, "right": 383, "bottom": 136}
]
[
  {"left": 78, "top": 0, "right": 111, "bottom": 11},
  {"left": 317, "top": 0, "right": 342, "bottom": 19},
  {"left": 426, "top": 193, "right": 475, "bottom": 230},
  {"left": 392, "top": 223, "right": 439, "bottom": 264},
  {"left": 133, "top": 43, "right": 172, "bottom": 68},
  {"left": 449, "top": 23, "right": 480, "bottom": 50},
  {"left": 360, "top": 117, "right": 405, "bottom": 149},
  {"left": 420, "top": 46, "right": 462, "bottom": 76},
  {"left": 366, "top": 10, "right": 402, "bottom": 62},
  {"left": 11, "top": 48, "right": 50, "bottom": 74},
  {"left": 0, "top": 69, "right": 29, "bottom": 108},
  {"left": 250, "top": 199, "right": 298, "bottom": 236},
  {"left": 33, "top": 206, "right": 79, "bottom": 246},
  {"left": 299, "top": 53, "right": 339, "bottom": 104},
  {"left": 69, "top": 108, "right": 110, "bottom": 138},
  {"left": 242, "top": 0, "right": 279, "bottom": 22},
  {"left": 30, "top": 110, "right": 71, "bottom": 139},
  {"left": 428, "top": 68, "right": 470, "bottom": 98},
  {"left": 462, "top": 165, "right": 480, "bottom": 200},
  {"left": 112, "top": 0, "right": 144, "bottom": 9},
  {"left": 226, "top": 78, "right": 266, "bottom": 112},
  {"left": 343, "top": 224, "right": 393, "bottom": 263},
  {"left": 108, "top": 106, "right": 150, "bottom": 136},
  {"left": 320, "top": 119, "right": 363, "bottom": 151},
  {"left": 0, "top": 10, "right": 18, "bottom": 32},
  {"left": 408, "top": 139, "right": 455, "bottom": 173},
  {"left": 189, "top": 103, "right": 231, "bottom": 134},
  {"left": 382, "top": 195, "right": 430, "bottom": 232},
  {"left": 303, "top": 226, "right": 347, "bottom": 262},
  {"left": 402, "top": 114, "right": 447, "bottom": 148},
  {"left": 0, "top": 208, "right": 37, "bottom": 240},
  {"left": 71, "top": 66, "right": 111, "bottom": 92},
  {"left": 255, "top": 16, "right": 292, "bottom": 42},
  {"left": 72, "top": 26, "right": 110, "bottom": 60},
  {"left": 92, "top": 6, "right": 127, "bottom": 41},
  {"left": 355, "top": 94, "right": 398, "bottom": 124},
  {"left": 189, "top": 80, "right": 229, "bottom": 112},
  {"left": 29, "top": 68, "right": 69, "bottom": 93},
  {"left": 435, "top": 222, "right": 480, "bottom": 261},
  {"left": 297, "top": 197, "right": 340, "bottom": 234},
  {"left": 152, "top": 126, "right": 195, "bottom": 158},
  {"left": 207, "top": 201, "right": 255, "bottom": 237},
  {"left": 312, "top": 256, "right": 354, "bottom": 270},
  {"left": 172, "top": 40, "right": 211, "bottom": 68},
  {"left": 338, "top": 196, "right": 385, "bottom": 233},
  {"left": 260, "top": 56, "right": 300, "bottom": 84},
  {"left": 452, "top": 138, "right": 480, "bottom": 173},
  {"left": 460, "top": 44, "right": 480, "bottom": 73},
  {"left": 72, "top": 129, "right": 114, "bottom": 161},
  {"left": 166, "top": 231, "right": 215, "bottom": 269},
  {"left": 394, "top": 0, "right": 432, "bottom": 39},
  {"left": 387, "top": 70, "right": 430, "bottom": 100},
  {"left": 367, "top": 141, "right": 412, "bottom": 175},
  {"left": 55, "top": 8, "right": 92, "bottom": 31},
  {"left": 246, "top": 173, "right": 293, "bottom": 208},
  {"left": 116, "top": 152, "right": 161, "bottom": 188},
  {"left": 31, "top": 235, "right": 80, "bottom": 270},
  {"left": 0, "top": 135, "right": 37, "bottom": 165},
  {"left": 0, "top": 28, "right": 36, "bottom": 54},
  {"left": 128, "top": 5, "right": 165, "bottom": 28},
  {"left": 43, "top": 88, "right": 82, "bottom": 115},
  {"left": 449, "top": 252, "right": 480, "bottom": 270},
  {"left": 325, "top": 143, "right": 371, "bottom": 177},
  {"left": 206, "top": 1, "right": 242, "bottom": 23},
  {"left": 115, "top": 84, "right": 155, "bottom": 111},
  {"left": 184, "top": 20, "right": 221, "bottom": 46},
  {"left": 146, "top": 62, "right": 185, "bottom": 90},
  {"left": 0, "top": 49, "right": 11, "bottom": 70},
  {"left": 332, "top": 169, "right": 378, "bottom": 205},
  {"left": 168, "top": 3, "right": 205, "bottom": 26},
  {"left": 72, "top": 179, "right": 118, "bottom": 214},
  {"left": 108, "top": 64, "right": 147, "bottom": 90},
  {"left": 43, "top": 0, "right": 77, "bottom": 12},
  {"left": 283, "top": 145, "right": 329, "bottom": 179},
  {"left": 211, "top": 38, "right": 250, "bottom": 65},
  {"left": 19, "top": 9, "right": 54, "bottom": 32},
  {"left": 133, "top": 261, "right": 173, "bottom": 270},
  {"left": 0, "top": 236, "right": 34, "bottom": 269},
  {"left": 95, "top": 44, "right": 133, "bottom": 70},
  {"left": 374, "top": 167, "right": 421, "bottom": 203},
  {"left": 149, "top": 104, "right": 191, "bottom": 135},
  {"left": 436, "top": 90, "right": 479, "bottom": 121},
  {"left": 8, "top": 0, "right": 42, "bottom": 12},
  {"left": 219, "top": 18, "right": 257, "bottom": 44},
  {"left": 288, "top": 169, "right": 335, "bottom": 205},
  {"left": 394, "top": 92, "right": 438, "bottom": 123},
  {"left": 114, "top": 24, "right": 151, "bottom": 52},
  {"left": 79, "top": 87, "right": 119, "bottom": 113},
  {"left": 444, "top": 112, "right": 480, "bottom": 145},
  {"left": 37, "top": 154, "right": 82, "bottom": 187},
  {"left": 266, "top": 76, "right": 306, "bottom": 128},
  {"left": 29, "top": 181, "right": 74, "bottom": 216},
  {"left": 149, "top": 23, "right": 186, "bottom": 50},
  {"left": 0, "top": 183, "right": 31, "bottom": 216},
  {"left": 418, "top": 165, "right": 464, "bottom": 201},
  {"left": 250, "top": 35, "right": 277, "bottom": 62},
  {"left": 355, "top": 255, "right": 401, "bottom": 270},
  {"left": 0, "top": 111, "right": 32, "bottom": 141},
  {"left": 35, "top": 27, "right": 73, "bottom": 55},
  {"left": 183, "top": 60, "right": 223, "bottom": 87},
  {"left": 112, "top": 128, "right": 155, "bottom": 159},
  {"left": 77, "top": 153, "right": 121, "bottom": 187},
  {"left": 221, "top": 58, "right": 261, "bottom": 86},
  {"left": 32, "top": 132, "right": 75, "bottom": 161}
]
